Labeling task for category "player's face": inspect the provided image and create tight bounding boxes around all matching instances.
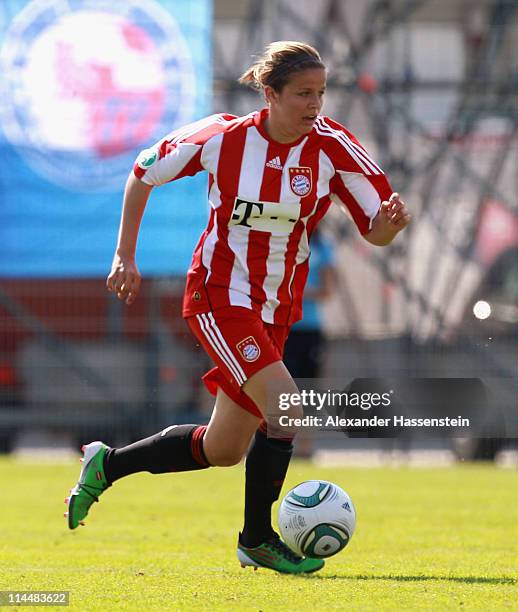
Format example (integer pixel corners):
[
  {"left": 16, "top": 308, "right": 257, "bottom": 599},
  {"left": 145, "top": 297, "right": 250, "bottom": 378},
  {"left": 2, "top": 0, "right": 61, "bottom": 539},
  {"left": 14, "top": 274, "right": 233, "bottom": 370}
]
[{"left": 267, "top": 67, "right": 326, "bottom": 141}]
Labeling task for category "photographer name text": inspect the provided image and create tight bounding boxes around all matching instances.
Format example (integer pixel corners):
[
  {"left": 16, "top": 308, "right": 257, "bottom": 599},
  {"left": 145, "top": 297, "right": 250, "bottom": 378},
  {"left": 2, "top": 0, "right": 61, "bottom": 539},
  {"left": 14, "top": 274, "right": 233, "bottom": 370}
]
[{"left": 278, "top": 415, "right": 471, "bottom": 428}]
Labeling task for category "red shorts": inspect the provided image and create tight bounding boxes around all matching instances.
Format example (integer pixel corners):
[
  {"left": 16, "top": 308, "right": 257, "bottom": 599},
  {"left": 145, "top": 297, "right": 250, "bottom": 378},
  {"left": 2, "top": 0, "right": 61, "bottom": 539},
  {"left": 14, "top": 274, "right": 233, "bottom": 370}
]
[{"left": 187, "top": 306, "right": 290, "bottom": 418}]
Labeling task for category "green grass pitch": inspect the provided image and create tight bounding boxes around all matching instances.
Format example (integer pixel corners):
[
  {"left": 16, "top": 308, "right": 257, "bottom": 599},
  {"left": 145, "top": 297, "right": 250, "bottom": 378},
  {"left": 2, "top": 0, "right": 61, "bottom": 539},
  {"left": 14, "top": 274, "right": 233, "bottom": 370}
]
[{"left": 0, "top": 457, "right": 517, "bottom": 610}]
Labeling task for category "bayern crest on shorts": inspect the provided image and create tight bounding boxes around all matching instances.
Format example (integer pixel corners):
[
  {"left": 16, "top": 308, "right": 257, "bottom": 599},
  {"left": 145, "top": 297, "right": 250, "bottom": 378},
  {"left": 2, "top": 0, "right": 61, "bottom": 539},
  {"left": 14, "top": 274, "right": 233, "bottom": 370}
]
[
  {"left": 289, "top": 167, "right": 312, "bottom": 197},
  {"left": 236, "top": 336, "right": 261, "bottom": 363}
]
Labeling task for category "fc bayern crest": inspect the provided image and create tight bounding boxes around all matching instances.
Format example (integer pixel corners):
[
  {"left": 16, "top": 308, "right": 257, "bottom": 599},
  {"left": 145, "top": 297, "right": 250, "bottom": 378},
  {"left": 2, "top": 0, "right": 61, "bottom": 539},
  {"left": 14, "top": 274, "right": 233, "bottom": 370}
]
[
  {"left": 0, "top": 0, "right": 195, "bottom": 191},
  {"left": 236, "top": 336, "right": 261, "bottom": 363},
  {"left": 289, "top": 167, "right": 312, "bottom": 197}
]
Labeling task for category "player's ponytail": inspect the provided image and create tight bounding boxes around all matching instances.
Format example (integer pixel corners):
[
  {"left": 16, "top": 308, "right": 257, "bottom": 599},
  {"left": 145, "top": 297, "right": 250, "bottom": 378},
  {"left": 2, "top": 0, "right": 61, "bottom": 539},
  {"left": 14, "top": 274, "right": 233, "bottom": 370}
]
[{"left": 239, "top": 41, "right": 325, "bottom": 92}]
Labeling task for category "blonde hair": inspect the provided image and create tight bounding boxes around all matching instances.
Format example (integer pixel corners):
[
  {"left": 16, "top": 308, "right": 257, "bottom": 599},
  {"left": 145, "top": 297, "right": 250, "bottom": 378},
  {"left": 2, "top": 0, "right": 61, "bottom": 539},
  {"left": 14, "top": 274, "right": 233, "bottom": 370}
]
[{"left": 239, "top": 41, "right": 325, "bottom": 92}]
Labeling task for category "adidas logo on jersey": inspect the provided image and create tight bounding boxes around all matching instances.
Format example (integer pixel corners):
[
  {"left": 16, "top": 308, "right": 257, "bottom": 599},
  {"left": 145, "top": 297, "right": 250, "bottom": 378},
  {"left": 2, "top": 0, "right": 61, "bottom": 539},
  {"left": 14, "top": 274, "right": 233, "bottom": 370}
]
[{"left": 266, "top": 156, "right": 283, "bottom": 170}]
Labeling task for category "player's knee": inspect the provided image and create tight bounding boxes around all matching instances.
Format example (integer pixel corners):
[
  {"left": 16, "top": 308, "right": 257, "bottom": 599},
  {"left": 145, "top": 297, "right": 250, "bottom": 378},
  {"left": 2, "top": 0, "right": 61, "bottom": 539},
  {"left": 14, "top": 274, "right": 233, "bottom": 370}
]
[
  {"left": 261, "top": 393, "right": 303, "bottom": 439},
  {"left": 265, "top": 409, "right": 302, "bottom": 440},
  {"left": 287, "top": 403, "right": 305, "bottom": 421},
  {"left": 276, "top": 401, "right": 304, "bottom": 423}
]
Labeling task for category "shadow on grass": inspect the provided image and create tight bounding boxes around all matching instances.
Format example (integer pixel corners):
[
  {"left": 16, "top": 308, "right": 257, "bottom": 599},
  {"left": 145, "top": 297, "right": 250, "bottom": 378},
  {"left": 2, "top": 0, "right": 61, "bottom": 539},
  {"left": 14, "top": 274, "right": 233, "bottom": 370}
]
[{"left": 306, "top": 574, "right": 516, "bottom": 585}]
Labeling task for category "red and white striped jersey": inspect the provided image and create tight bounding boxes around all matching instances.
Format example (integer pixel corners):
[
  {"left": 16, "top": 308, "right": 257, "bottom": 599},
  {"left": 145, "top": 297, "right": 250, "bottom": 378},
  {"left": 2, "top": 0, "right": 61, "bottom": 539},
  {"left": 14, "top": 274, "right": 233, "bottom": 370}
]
[{"left": 134, "top": 108, "right": 393, "bottom": 326}]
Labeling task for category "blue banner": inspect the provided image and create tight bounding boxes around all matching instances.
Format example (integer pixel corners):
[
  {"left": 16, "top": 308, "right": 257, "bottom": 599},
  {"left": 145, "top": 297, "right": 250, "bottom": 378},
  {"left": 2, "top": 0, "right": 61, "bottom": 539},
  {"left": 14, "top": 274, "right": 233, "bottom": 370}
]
[{"left": 0, "top": 0, "right": 212, "bottom": 277}]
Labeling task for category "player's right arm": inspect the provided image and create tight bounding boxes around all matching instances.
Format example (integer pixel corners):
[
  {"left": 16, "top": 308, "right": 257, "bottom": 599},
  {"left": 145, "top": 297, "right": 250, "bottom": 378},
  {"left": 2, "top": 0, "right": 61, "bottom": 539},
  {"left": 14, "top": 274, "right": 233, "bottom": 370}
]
[
  {"left": 106, "top": 114, "right": 235, "bottom": 304},
  {"left": 106, "top": 173, "right": 152, "bottom": 305}
]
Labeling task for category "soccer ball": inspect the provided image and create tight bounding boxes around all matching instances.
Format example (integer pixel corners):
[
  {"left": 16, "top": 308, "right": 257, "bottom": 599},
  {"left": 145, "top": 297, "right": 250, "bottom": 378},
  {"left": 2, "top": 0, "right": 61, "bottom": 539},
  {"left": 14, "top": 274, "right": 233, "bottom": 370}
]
[{"left": 278, "top": 480, "right": 356, "bottom": 558}]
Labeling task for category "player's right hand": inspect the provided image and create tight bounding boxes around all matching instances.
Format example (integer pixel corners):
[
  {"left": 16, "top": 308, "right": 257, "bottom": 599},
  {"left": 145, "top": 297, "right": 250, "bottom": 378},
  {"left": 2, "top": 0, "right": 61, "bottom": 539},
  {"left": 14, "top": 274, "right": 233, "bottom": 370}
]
[{"left": 106, "top": 254, "right": 141, "bottom": 305}]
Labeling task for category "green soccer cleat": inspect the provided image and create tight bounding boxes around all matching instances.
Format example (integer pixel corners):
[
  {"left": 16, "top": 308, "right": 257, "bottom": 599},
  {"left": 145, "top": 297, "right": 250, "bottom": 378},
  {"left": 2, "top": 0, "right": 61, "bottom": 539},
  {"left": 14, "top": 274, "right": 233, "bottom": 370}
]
[
  {"left": 237, "top": 532, "right": 325, "bottom": 574},
  {"left": 64, "top": 441, "right": 111, "bottom": 530}
]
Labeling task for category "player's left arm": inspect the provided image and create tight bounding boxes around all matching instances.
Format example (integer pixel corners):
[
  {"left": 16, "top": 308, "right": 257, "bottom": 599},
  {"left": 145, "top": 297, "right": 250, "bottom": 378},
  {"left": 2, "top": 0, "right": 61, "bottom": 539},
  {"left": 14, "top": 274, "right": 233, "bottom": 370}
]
[
  {"left": 363, "top": 192, "right": 411, "bottom": 246},
  {"left": 322, "top": 116, "right": 411, "bottom": 246}
]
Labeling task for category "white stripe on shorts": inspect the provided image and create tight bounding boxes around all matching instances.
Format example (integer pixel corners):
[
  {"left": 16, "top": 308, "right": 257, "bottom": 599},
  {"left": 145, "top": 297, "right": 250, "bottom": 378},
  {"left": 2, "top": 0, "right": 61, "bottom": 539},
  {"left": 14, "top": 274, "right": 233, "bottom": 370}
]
[
  {"left": 197, "top": 313, "right": 247, "bottom": 386},
  {"left": 206, "top": 312, "right": 248, "bottom": 382},
  {"left": 205, "top": 312, "right": 248, "bottom": 383}
]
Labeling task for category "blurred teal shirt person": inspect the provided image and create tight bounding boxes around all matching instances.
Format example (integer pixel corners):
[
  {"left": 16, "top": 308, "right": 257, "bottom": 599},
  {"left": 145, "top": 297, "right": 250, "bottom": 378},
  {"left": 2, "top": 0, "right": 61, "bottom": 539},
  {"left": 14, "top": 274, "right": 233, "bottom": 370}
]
[
  {"left": 284, "top": 230, "right": 335, "bottom": 380},
  {"left": 293, "top": 232, "right": 334, "bottom": 331}
]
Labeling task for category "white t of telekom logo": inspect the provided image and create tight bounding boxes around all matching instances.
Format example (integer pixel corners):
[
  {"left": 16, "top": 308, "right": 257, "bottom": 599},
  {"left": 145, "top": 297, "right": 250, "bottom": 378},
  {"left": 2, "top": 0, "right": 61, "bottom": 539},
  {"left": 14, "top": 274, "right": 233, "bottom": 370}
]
[{"left": 230, "top": 198, "right": 300, "bottom": 234}]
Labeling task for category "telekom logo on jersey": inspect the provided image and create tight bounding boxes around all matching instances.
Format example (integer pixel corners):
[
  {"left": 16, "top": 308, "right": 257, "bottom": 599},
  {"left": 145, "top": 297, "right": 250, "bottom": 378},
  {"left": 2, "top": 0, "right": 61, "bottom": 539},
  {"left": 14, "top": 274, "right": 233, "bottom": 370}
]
[{"left": 230, "top": 198, "right": 300, "bottom": 233}]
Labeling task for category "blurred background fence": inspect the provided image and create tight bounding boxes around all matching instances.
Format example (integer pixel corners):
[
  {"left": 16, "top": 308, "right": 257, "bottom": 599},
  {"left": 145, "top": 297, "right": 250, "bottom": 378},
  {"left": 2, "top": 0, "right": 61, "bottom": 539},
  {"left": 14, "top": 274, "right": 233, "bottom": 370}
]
[{"left": 0, "top": 0, "right": 517, "bottom": 459}]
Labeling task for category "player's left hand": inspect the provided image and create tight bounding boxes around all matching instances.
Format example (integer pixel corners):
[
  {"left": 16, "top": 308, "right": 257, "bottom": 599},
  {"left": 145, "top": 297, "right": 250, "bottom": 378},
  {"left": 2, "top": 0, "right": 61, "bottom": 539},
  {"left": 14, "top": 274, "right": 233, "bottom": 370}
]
[{"left": 380, "top": 193, "right": 411, "bottom": 231}]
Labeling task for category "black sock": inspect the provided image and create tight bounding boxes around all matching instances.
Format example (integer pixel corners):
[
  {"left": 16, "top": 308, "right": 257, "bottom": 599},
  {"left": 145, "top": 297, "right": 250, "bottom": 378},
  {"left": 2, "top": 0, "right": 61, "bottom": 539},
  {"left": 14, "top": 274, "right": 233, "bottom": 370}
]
[
  {"left": 103, "top": 424, "right": 210, "bottom": 484},
  {"left": 241, "top": 423, "right": 294, "bottom": 548}
]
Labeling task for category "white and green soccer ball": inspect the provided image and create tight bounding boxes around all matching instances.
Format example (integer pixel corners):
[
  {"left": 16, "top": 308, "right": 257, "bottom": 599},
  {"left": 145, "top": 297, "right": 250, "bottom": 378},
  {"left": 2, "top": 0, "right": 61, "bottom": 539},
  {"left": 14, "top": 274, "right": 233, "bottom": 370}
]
[{"left": 278, "top": 480, "right": 356, "bottom": 559}]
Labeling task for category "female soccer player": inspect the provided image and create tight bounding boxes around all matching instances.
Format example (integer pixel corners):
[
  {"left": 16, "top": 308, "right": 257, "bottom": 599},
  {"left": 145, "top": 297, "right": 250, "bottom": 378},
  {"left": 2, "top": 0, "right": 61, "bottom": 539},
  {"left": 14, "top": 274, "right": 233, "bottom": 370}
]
[{"left": 65, "top": 41, "right": 410, "bottom": 574}]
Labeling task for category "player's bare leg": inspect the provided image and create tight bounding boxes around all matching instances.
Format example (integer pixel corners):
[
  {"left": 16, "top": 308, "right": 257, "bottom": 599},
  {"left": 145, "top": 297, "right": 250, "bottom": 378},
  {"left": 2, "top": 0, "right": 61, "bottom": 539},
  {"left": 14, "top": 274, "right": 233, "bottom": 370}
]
[
  {"left": 243, "top": 360, "right": 303, "bottom": 439},
  {"left": 202, "top": 388, "right": 260, "bottom": 466}
]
